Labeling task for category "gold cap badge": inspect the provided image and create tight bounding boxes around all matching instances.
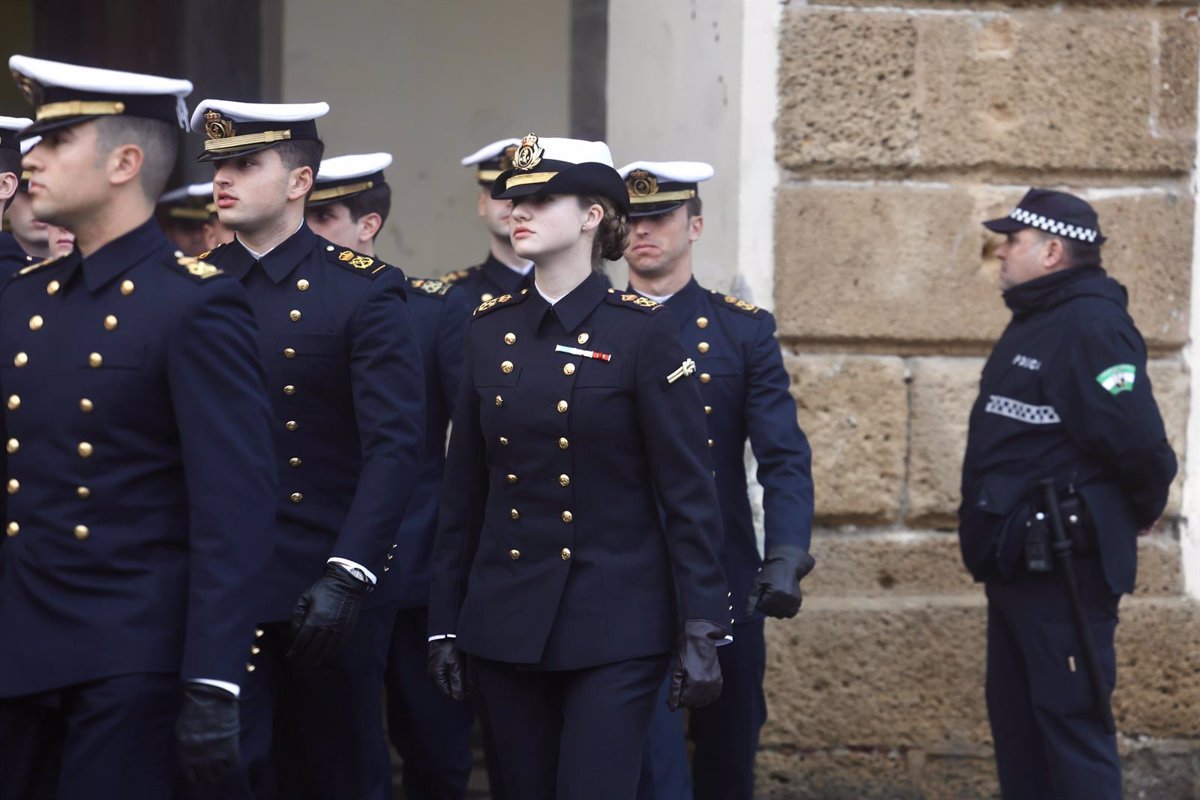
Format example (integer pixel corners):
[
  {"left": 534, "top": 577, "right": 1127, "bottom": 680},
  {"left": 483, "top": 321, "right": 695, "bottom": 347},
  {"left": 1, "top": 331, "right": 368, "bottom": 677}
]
[
  {"left": 204, "top": 110, "right": 234, "bottom": 140},
  {"left": 627, "top": 170, "right": 659, "bottom": 198},
  {"left": 513, "top": 134, "right": 544, "bottom": 171}
]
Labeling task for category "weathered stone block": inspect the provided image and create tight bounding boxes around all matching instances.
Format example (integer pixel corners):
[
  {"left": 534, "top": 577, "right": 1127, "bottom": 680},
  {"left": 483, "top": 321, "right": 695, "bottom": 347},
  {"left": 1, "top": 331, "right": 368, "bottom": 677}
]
[
  {"left": 785, "top": 354, "right": 907, "bottom": 523},
  {"left": 908, "top": 358, "right": 984, "bottom": 525},
  {"left": 756, "top": 748, "right": 921, "bottom": 800},
  {"left": 1146, "top": 359, "right": 1189, "bottom": 516},
  {"left": 1122, "top": 739, "right": 1200, "bottom": 799},
  {"left": 918, "top": 752, "right": 1000, "bottom": 800}
]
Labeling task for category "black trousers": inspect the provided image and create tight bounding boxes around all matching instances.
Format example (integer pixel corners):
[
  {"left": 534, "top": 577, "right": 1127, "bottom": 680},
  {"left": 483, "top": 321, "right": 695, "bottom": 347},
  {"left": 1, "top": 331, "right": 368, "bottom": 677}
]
[
  {"left": 474, "top": 654, "right": 670, "bottom": 800},
  {"left": 986, "top": 555, "right": 1121, "bottom": 800}
]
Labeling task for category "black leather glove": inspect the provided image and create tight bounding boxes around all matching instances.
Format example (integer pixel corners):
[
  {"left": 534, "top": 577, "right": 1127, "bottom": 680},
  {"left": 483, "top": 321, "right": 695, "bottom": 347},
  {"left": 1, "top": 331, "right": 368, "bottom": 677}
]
[
  {"left": 667, "top": 619, "right": 729, "bottom": 711},
  {"left": 287, "top": 562, "right": 369, "bottom": 667},
  {"left": 746, "top": 545, "right": 815, "bottom": 619},
  {"left": 427, "top": 639, "right": 470, "bottom": 701},
  {"left": 176, "top": 682, "right": 241, "bottom": 785}
]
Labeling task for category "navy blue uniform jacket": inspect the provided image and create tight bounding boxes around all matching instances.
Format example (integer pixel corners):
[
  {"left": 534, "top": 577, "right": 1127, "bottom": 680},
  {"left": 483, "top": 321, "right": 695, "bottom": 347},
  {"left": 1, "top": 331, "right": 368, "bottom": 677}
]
[
  {"left": 429, "top": 273, "right": 730, "bottom": 670},
  {"left": 204, "top": 225, "right": 426, "bottom": 620},
  {"left": 0, "top": 231, "right": 35, "bottom": 278},
  {"left": 440, "top": 253, "right": 532, "bottom": 310},
  {"left": 0, "top": 219, "right": 277, "bottom": 696},
  {"left": 653, "top": 279, "right": 814, "bottom": 623},
  {"left": 959, "top": 265, "right": 1177, "bottom": 594}
]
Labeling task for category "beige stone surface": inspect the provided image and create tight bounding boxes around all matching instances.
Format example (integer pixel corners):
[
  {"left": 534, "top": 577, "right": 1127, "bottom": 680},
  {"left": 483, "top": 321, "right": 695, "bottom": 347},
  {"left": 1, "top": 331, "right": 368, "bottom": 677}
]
[
  {"left": 908, "top": 358, "right": 984, "bottom": 525},
  {"left": 785, "top": 354, "right": 907, "bottom": 523},
  {"left": 918, "top": 753, "right": 1001, "bottom": 800},
  {"left": 1146, "top": 359, "right": 1189, "bottom": 516},
  {"left": 756, "top": 748, "right": 921, "bottom": 800}
]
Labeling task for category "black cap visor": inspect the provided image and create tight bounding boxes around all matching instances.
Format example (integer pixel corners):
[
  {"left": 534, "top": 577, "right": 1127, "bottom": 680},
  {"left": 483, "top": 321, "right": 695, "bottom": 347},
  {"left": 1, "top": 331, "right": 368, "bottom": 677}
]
[{"left": 492, "top": 160, "right": 630, "bottom": 212}]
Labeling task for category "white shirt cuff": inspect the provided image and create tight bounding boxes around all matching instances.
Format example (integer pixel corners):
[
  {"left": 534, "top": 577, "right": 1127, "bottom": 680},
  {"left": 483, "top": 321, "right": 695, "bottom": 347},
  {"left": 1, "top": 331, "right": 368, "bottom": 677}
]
[
  {"left": 193, "top": 678, "right": 240, "bottom": 697},
  {"left": 327, "top": 557, "right": 377, "bottom": 585},
  {"left": 428, "top": 633, "right": 457, "bottom": 642}
]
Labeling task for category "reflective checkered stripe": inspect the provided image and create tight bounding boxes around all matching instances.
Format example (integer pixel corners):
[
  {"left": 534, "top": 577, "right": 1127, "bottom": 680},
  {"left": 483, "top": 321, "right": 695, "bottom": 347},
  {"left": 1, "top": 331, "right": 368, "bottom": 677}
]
[
  {"left": 984, "top": 395, "right": 1061, "bottom": 425},
  {"left": 1009, "top": 208, "right": 1100, "bottom": 243}
]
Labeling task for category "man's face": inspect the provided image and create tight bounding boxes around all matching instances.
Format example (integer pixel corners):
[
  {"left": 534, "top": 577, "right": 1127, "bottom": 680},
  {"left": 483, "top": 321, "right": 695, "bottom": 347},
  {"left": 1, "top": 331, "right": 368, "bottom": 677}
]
[
  {"left": 624, "top": 205, "right": 702, "bottom": 278},
  {"left": 163, "top": 221, "right": 209, "bottom": 256},
  {"left": 211, "top": 149, "right": 294, "bottom": 233},
  {"left": 478, "top": 190, "right": 513, "bottom": 239},
  {"left": 306, "top": 202, "right": 359, "bottom": 250},
  {"left": 6, "top": 190, "right": 48, "bottom": 249},
  {"left": 22, "top": 122, "right": 111, "bottom": 228},
  {"left": 995, "top": 228, "right": 1053, "bottom": 290}
]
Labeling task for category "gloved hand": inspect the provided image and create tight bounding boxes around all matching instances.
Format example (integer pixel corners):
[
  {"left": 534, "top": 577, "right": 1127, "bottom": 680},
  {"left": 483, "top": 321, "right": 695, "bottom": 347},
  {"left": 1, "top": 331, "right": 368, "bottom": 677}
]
[
  {"left": 428, "top": 639, "right": 470, "bottom": 701},
  {"left": 667, "top": 619, "right": 729, "bottom": 711},
  {"left": 746, "top": 545, "right": 815, "bottom": 619},
  {"left": 287, "top": 562, "right": 369, "bottom": 667},
  {"left": 176, "top": 682, "right": 241, "bottom": 785}
]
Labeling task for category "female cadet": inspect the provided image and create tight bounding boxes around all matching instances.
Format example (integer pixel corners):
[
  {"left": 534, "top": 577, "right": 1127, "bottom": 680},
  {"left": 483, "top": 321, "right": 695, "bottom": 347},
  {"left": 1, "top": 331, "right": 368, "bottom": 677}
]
[{"left": 427, "top": 135, "right": 732, "bottom": 799}]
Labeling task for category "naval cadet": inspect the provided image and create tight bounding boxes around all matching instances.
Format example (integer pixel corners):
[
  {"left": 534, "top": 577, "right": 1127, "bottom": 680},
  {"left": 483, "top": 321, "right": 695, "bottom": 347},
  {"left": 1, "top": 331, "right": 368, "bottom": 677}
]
[
  {"left": 0, "top": 56, "right": 278, "bottom": 799},
  {"left": 960, "top": 189, "right": 1177, "bottom": 799},
  {"left": 439, "top": 137, "right": 534, "bottom": 308},
  {"left": 192, "top": 101, "right": 426, "bottom": 800},
  {"left": 622, "top": 162, "right": 815, "bottom": 800},
  {"left": 428, "top": 135, "right": 732, "bottom": 800},
  {"left": 158, "top": 182, "right": 213, "bottom": 255},
  {"left": 0, "top": 117, "right": 36, "bottom": 275},
  {"left": 305, "top": 152, "right": 474, "bottom": 799}
]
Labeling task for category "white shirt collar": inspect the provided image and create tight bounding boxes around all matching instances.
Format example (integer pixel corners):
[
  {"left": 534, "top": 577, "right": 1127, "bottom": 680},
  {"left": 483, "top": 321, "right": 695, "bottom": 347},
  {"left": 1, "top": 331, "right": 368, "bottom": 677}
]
[{"left": 237, "top": 221, "right": 304, "bottom": 260}]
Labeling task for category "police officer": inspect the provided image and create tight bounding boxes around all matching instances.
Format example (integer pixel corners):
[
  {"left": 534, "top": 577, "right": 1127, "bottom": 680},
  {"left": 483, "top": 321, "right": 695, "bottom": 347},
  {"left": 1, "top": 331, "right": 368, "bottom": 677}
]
[
  {"left": 428, "top": 135, "right": 732, "bottom": 800},
  {"left": 0, "top": 117, "right": 36, "bottom": 274},
  {"left": 0, "top": 56, "right": 278, "bottom": 798},
  {"left": 191, "top": 101, "right": 426, "bottom": 800},
  {"left": 439, "top": 138, "right": 534, "bottom": 308},
  {"left": 621, "top": 161, "right": 815, "bottom": 800},
  {"left": 158, "top": 182, "right": 213, "bottom": 255},
  {"left": 305, "top": 152, "right": 475, "bottom": 799},
  {"left": 960, "top": 189, "right": 1177, "bottom": 799}
]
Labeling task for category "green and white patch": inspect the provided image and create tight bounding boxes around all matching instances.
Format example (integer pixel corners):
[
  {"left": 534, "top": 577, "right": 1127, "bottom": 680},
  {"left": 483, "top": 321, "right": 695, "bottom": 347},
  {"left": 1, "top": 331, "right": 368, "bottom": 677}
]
[{"left": 1095, "top": 364, "right": 1136, "bottom": 395}]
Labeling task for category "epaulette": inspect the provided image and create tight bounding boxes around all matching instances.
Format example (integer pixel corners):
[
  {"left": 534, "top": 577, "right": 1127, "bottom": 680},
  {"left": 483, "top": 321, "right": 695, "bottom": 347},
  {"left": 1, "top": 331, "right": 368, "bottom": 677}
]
[
  {"left": 326, "top": 246, "right": 394, "bottom": 278},
  {"left": 409, "top": 277, "right": 455, "bottom": 297},
  {"left": 14, "top": 253, "right": 66, "bottom": 277},
  {"left": 438, "top": 267, "right": 478, "bottom": 284},
  {"left": 172, "top": 251, "right": 223, "bottom": 280},
  {"left": 605, "top": 288, "right": 664, "bottom": 314},
  {"left": 472, "top": 288, "right": 529, "bottom": 319},
  {"left": 711, "top": 289, "right": 766, "bottom": 319}
]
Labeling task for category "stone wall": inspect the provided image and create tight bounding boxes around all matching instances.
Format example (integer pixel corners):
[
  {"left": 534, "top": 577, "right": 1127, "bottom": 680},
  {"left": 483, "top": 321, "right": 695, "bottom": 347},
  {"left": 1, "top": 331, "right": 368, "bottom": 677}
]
[{"left": 764, "top": 2, "right": 1200, "bottom": 797}]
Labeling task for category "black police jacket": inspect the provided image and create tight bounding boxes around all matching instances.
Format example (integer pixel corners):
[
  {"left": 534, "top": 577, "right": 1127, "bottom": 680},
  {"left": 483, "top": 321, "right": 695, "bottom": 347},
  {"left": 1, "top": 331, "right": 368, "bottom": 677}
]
[{"left": 958, "top": 264, "right": 1177, "bottom": 594}]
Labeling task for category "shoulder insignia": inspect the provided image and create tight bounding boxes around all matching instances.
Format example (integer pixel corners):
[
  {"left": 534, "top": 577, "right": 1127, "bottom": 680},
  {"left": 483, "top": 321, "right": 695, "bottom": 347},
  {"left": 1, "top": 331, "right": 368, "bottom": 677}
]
[
  {"left": 326, "top": 245, "right": 393, "bottom": 278},
  {"left": 15, "top": 254, "right": 65, "bottom": 276},
  {"left": 605, "top": 289, "right": 663, "bottom": 313},
  {"left": 196, "top": 250, "right": 211, "bottom": 260},
  {"left": 438, "top": 267, "right": 478, "bottom": 284},
  {"left": 711, "top": 289, "right": 766, "bottom": 319},
  {"left": 175, "top": 253, "right": 223, "bottom": 279},
  {"left": 409, "top": 277, "right": 454, "bottom": 297},
  {"left": 472, "top": 290, "right": 528, "bottom": 319}
]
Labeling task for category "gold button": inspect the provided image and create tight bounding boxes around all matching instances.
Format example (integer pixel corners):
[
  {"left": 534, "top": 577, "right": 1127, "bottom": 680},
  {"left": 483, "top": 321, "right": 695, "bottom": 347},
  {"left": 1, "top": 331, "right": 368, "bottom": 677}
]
[
  {"left": 120, "top": 280, "right": 135, "bottom": 296},
  {"left": 577, "top": 332, "right": 589, "bottom": 345},
  {"left": 251, "top": 645, "right": 261, "bottom": 655},
  {"left": 104, "top": 315, "right": 118, "bottom": 331},
  {"left": 509, "top": 549, "right": 521, "bottom": 560},
  {"left": 47, "top": 280, "right": 60, "bottom": 295},
  {"left": 511, "top": 508, "right": 520, "bottom": 520},
  {"left": 6, "top": 521, "right": 17, "bottom": 537},
  {"left": 561, "top": 510, "right": 573, "bottom": 523},
  {"left": 283, "top": 385, "right": 296, "bottom": 396},
  {"left": 6, "top": 395, "right": 18, "bottom": 411},
  {"left": 297, "top": 279, "right": 310, "bottom": 291},
  {"left": 28, "top": 315, "right": 43, "bottom": 331},
  {"left": 78, "top": 442, "right": 94, "bottom": 457},
  {"left": 708, "top": 438, "right": 714, "bottom": 448},
  {"left": 6, "top": 479, "right": 17, "bottom": 494},
  {"left": 559, "top": 474, "right": 570, "bottom": 487},
  {"left": 13, "top": 352, "right": 27, "bottom": 367},
  {"left": 387, "top": 553, "right": 394, "bottom": 560},
  {"left": 88, "top": 352, "right": 103, "bottom": 368},
  {"left": 246, "top": 663, "right": 256, "bottom": 673},
  {"left": 507, "top": 474, "right": 518, "bottom": 484},
  {"left": 698, "top": 342, "right": 709, "bottom": 354},
  {"left": 563, "top": 363, "right": 575, "bottom": 376},
  {"left": 79, "top": 398, "right": 94, "bottom": 413},
  {"left": 700, "top": 373, "right": 711, "bottom": 384},
  {"left": 255, "top": 628, "right": 264, "bottom": 638},
  {"left": 501, "top": 360, "right": 514, "bottom": 374},
  {"left": 290, "top": 492, "right": 303, "bottom": 503},
  {"left": 499, "top": 436, "right": 509, "bottom": 446},
  {"left": 558, "top": 437, "right": 569, "bottom": 450},
  {"left": 481, "top": 293, "right": 494, "bottom": 302},
  {"left": 289, "top": 457, "right": 302, "bottom": 467},
  {"left": 697, "top": 317, "right": 709, "bottom": 329},
  {"left": 5, "top": 438, "right": 17, "bottom": 454},
  {"left": 77, "top": 486, "right": 90, "bottom": 499},
  {"left": 556, "top": 400, "right": 568, "bottom": 413},
  {"left": 74, "top": 525, "right": 89, "bottom": 541},
  {"left": 285, "top": 420, "right": 298, "bottom": 431},
  {"left": 504, "top": 332, "right": 516, "bottom": 345},
  {"left": 560, "top": 548, "right": 571, "bottom": 561},
  {"left": 495, "top": 395, "right": 504, "bottom": 407},
  {"left": 705, "top": 405, "right": 713, "bottom": 415},
  {"left": 289, "top": 310, "right": 302, "bottom": 322},
  {"left": 283, "top": 348, "right": 296, "bottom": 359}
]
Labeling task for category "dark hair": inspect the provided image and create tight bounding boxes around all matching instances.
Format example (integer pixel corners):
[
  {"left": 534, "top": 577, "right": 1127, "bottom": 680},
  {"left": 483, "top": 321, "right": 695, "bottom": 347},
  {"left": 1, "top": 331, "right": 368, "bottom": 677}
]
[
  {"left": 92, "top": 116, "right": 177, "bottom": 201},
  {"left": 275, "top": 139, "right": 325, "bottom": 175},
  {"left": 0, "top": 149, "right": 21, "bottom": 212},
  {"left": 1034, "top": 229, "right": 1102, "bottom": 269},
  {"left": 341, "top": 183, "right": 392, "bottom": 237},
  {"left": 578, "top": 194, "right": 629, "bottom": 263},
  {"left": 685, "top": 193, "right": 703, "bottom": 218}
]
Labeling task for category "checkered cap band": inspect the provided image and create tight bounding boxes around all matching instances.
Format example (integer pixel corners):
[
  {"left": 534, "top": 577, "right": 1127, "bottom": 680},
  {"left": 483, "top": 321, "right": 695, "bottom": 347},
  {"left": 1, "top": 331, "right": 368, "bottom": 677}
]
[{"left": 1008, "top": 207, "right": 1099, "bottom": 243}]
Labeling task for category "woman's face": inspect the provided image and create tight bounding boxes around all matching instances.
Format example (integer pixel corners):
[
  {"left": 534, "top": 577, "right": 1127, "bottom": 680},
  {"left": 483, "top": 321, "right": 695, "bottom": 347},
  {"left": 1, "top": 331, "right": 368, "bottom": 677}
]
[{"left": 508, "top": 194, "right": 595, "bottom": 262}]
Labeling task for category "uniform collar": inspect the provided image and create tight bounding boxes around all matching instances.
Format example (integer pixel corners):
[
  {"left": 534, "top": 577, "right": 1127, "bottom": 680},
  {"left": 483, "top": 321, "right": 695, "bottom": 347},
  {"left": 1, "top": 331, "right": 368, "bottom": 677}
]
[
  {"left": 629, "top": 276, "right": 703, "bottom": 326},
  {"left": 81, "top": 216, "right": 166, "bottom": 293},
  {"left": 0, "top": 232, "right": 31, "bottom": 264},
  {"left": 524, "top": 270, "right": 608, "bottom": 333},
  {"left": 228, "top": 223, "right": 318, "bottom": 283},
  {"left": 482, "top": 252, "right": 534, "bottom": 294}
]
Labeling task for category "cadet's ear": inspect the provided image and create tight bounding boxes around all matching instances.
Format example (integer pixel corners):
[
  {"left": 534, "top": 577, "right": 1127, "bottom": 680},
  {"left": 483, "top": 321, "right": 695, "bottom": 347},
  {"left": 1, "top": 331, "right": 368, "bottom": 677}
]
[
  {"left": 688, "top": 213, "right": 704, "bottom": 243},
  {"left": 0, "top": 171, "right": 17, "bottom": 204},
  {"left": 288, "top": 165, "right": 314, "bottom": 201},
  {"left": 357, "top": 211, "right": 383, "bottom": 245},
  {"left": 107, "top": 143, "right": 145, "bottom": 191}
]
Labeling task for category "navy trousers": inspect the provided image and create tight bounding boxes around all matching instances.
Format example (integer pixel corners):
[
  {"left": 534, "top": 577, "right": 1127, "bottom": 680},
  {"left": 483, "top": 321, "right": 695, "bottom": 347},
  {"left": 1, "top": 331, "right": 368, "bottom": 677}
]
[
  {"left": 239, "top": 602, "right": 398, "bottom": 800},
  {"left": 385, "top": 606, "right": 474, "bottom": 799},
  {"left": 638, "top": 619, "right": 767, "bottom": 800},
  {"left": 986, "top": 555, "right": 1121, "bottom": 800},
  {"left": 474, "top": 655, "right": 670, "bottom": 800},
  {"left": 0, "top": 672, "right": 189, "bottom": 800}
]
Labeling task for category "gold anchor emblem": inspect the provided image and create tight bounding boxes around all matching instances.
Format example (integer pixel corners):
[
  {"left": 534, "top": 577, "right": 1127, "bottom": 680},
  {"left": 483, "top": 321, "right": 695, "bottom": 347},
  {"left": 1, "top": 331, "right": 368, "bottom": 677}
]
[
  {"left": 204, "top": 110, "right": 234, "bottom": 140},
  {"left": 627, "top": 170, "right": 659, "bottom": 198},
  {"left": 512, "top": 134, "right": 544, "bottom": 171}
]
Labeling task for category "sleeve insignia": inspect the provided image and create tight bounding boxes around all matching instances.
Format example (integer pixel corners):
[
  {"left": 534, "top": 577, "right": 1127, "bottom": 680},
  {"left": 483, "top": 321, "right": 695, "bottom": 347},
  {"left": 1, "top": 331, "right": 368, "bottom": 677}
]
[
  {"left": 410, "top": 278, "right": 453, "bottom": 296},
  {"left": 711, "top": 289, "right": 766, "bottom": 318},
  {"left": 472, "top": 291, "right": 528, "bottom": 319},
  {"left": 16, "top": 254, "right": 63, "bottom": 276},
  {"left": 606, "top": 292, "right": 663, "bottom": 313},
  {"left": 438, "top": 267, "right": 478, "bottom": 284},
  {"left": 1096, "top": 364, "right": 1136, "bottom": 395},
  {"left": 176, "top": 253, "right": 223, "bottom": 279},
  {"left": 338, "top": 250, "right": 375, "bottom": 270},
  {"left": 196, "top": 250, "right": 211, "bottom": 260}
]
